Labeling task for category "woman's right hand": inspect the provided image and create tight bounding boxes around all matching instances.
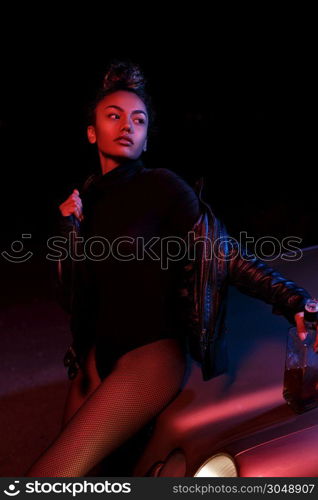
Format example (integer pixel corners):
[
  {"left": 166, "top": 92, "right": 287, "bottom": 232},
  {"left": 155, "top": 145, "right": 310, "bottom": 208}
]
[{"left": 59, "top": 189, "right": 84, "bottom": 221}]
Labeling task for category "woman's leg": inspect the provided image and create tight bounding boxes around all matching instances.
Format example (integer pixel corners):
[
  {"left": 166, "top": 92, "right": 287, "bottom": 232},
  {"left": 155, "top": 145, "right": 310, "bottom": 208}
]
[
  {"left": 60, "top": 345, "right": 106, "bottom": 476},
  {"left": 25, "top": 338, "right": 187, "bottom": 477},
  {"left": 61, "top": 345, "right": 101, "bottom": 429}
]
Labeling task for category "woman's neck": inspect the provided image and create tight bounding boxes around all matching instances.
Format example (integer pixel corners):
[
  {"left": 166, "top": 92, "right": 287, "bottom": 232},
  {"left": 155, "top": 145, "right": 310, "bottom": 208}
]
[
  {"left": 98, "top": 152, "right": 121, "bottom": 175},
  {"left": 98, "top": 151, "right": 141, "bottom": 176}
]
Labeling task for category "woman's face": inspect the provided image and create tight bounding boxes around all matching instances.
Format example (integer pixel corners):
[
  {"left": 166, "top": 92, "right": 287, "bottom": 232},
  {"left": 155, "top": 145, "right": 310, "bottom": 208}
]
[{"left": 87, "top": 90, "right": 148, "bottom": 160}]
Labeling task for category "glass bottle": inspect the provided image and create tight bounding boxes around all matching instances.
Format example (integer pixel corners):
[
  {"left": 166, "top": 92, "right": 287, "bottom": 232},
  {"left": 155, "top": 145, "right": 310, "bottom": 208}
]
[{"left": 283, "top": 299, "right": 318, "bottom": 413}]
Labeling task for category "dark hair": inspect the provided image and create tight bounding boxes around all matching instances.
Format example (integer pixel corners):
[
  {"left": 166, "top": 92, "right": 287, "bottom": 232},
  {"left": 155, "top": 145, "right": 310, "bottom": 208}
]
[{"left": 86, "top": 59, "right": 156, "bottom": 136}]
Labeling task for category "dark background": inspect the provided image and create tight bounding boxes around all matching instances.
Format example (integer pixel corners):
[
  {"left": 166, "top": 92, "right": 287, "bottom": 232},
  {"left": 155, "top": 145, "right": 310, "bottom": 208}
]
[
  {"left": 0, "top": 15, "right": 316, "bottom": 478},
  {"left": 0, "top": 29, "right": 316, "bottom": 253}
]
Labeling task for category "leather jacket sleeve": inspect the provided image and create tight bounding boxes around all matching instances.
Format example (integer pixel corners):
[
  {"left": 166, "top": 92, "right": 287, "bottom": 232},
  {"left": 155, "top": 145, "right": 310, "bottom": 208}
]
[
  {"left": 55, "top": 212, "right": 79, "bottom": 314},
  {"left": 226, "top": 241, "right": 312, "bottom": 325},
  {"left": 54, "top": 175, "right": 100, "bottom": 377},
  {"left": 55, "top": 209, "right": 96, "bottom": 373}
]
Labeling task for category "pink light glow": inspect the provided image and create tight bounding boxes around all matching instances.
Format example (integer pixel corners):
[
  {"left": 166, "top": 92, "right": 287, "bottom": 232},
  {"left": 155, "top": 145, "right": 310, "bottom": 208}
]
[{"left": 174, "top": 385, "right": 284, "bottom": 433}]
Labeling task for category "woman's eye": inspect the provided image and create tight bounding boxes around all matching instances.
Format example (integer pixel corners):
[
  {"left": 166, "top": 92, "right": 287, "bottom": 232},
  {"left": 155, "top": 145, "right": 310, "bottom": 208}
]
[{"left": 107, "top": 113, "right": 145, "bottom": 124}]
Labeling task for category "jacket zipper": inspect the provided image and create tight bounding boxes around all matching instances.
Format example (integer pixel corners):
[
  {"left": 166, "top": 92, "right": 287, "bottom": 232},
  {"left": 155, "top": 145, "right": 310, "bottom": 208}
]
[{"left": 196, "top": 178, "right": 213, "bottom": 354}]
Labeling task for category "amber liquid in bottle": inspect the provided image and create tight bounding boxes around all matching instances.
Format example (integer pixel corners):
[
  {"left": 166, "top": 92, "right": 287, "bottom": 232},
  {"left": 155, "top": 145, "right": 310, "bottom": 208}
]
[
  {"left": 283, "top": 366, "right": 318, "bottom": 413},
  {"left": 283, "top": 299, "right": 318, "bottom": 413}
]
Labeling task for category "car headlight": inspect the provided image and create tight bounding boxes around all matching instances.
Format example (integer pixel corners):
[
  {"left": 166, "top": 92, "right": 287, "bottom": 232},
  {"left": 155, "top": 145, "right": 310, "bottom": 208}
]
[{"left": 194, "top": 453, "right": 238, "bottom": 477}]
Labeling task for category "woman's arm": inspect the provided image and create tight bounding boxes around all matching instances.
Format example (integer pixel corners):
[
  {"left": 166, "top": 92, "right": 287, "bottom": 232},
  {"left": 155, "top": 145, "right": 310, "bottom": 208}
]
[
  {"left": 55, "top": 212, "right": 79, "bottom": 314},
  {"left": 227, "top": 241, "right": 312, "bottom": 325},
  {"left": 55, "top": 190, "right": 96, "bottom": 371}
]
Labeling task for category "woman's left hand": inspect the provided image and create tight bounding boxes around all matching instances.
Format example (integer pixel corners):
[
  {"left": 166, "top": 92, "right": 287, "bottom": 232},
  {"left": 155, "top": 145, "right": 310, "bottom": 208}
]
[{"left": 294, "top": 311, "right": 318, "bottom": 352}]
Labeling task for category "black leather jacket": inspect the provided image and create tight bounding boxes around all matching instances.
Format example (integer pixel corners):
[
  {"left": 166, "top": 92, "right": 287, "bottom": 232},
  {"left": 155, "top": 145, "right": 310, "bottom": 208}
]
[
  {"left": 57, "top": 175, "right": 312, "bottom": 381},
  {"left": 180, "top": 177, "right": 311, "bottom": 380}
]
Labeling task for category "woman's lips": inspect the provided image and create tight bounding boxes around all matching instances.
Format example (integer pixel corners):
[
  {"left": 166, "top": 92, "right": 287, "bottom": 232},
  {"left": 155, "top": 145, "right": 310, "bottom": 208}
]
[{"left": 115, "top": 139, "right": 133, "bottom": 146}]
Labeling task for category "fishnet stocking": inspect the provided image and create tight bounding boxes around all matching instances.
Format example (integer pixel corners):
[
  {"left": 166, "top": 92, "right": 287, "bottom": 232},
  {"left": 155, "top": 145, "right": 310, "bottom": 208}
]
[{"left": 25, "top": 338, "right": 187, "bottom": 477}]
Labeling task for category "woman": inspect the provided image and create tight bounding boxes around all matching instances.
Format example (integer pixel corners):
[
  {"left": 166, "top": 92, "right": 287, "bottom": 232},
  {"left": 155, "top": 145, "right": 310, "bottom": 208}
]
[
  {"left": 25, "top": 60, "right": 314, "bottom": 477},
  {"left": 25, "top": 60, "right": 202, "bottom": 477}
]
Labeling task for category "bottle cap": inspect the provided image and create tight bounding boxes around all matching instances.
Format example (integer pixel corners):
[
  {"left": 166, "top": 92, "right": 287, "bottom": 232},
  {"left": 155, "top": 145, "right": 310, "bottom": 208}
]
[{"left": 304, "top": 298, "right": 318, "bottom": 322}]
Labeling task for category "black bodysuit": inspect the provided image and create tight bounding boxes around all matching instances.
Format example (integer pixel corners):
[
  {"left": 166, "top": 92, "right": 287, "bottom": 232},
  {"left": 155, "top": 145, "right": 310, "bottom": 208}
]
[
  {"left": 71, "top": 157, "right": 201, "bottom": 380},
  {"left": 25, "top": 158, "right": 313, "bottom": 477}
]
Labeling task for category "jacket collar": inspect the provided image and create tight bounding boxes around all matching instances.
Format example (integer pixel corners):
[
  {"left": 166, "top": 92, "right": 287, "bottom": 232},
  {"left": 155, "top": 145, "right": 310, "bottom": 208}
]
[{"left": 95, "top": 157, "right": 145, "bottom": 188}]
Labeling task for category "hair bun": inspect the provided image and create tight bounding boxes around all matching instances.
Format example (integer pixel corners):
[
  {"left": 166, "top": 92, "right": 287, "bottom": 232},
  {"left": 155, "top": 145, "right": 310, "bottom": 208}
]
[
  {"left": 86, "top": 59, "right": 156, "bottom": 135},
  {"left": 102, "top": 59, "right": 146, "bottom": 92}
]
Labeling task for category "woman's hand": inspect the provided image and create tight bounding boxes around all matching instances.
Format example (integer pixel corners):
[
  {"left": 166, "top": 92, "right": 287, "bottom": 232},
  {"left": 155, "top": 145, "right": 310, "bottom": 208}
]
[
  {"left": 294, "top": 311, "right": 318, "bottom": 352},
  {"left": 59, "top": 189, "right": 84, "bottom": 221}
]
